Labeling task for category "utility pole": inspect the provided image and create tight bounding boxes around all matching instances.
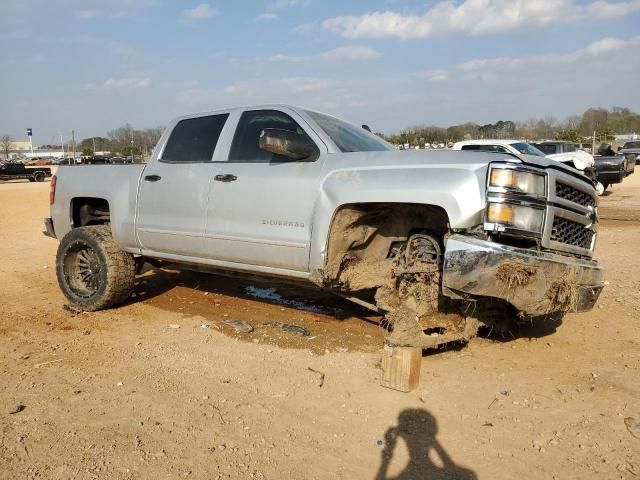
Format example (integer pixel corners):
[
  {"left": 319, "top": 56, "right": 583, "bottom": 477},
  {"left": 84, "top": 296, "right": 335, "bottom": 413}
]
[
  {"left": 92, "top": 137, "right": 96, "bottom": 155},
  {"left": 130, "top": 129, "right": 135, "bottom": 163},
  {"left": 72, "top": 130, "right": 76, "bottom": 160},
  {"left": 61, "top": 134, "right": 65, "bottom": 158},
  {"left": 27, "top": 128, "right": 34, "bottom": 155}
]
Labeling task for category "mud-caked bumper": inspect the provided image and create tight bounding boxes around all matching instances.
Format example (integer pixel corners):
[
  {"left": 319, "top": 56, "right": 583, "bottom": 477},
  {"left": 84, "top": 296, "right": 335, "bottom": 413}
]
[{"left": 442, "top": 235, "right": 604, "bottom": 315}]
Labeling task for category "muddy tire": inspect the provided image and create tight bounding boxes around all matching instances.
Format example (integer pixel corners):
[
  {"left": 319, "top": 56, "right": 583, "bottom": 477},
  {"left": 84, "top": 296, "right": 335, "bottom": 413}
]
[
  {"left": 56, "top": 226, "right": 135, "bottom": 311},
  {"left": 33, "top": 172, "right": 45, "bottom": 182}
]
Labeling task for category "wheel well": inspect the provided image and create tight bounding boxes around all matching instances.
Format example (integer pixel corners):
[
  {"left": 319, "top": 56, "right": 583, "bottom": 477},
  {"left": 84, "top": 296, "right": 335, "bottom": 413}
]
[
  {"left": 72, "top": 198, "right": 111, "bottom": 227},
  {"left": 324, "top": 203, "right": 449, "bottom": 289}
]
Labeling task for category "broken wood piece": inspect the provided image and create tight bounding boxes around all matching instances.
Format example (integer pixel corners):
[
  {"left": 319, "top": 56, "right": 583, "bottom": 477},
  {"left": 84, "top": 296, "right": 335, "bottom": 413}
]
[{"left": 380, "top": 343, "right": 422, "bottom": 392}]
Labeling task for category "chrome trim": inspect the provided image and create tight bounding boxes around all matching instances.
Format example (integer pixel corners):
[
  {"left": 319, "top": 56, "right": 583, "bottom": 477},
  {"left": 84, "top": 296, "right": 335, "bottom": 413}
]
[{"left": 442, "top": 235, "right": 604, "bottom": 315}]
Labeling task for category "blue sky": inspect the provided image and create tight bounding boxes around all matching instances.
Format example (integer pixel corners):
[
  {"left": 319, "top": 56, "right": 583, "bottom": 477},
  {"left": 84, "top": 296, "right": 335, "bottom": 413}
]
[{"left": 1, "top": 0, "right": 640, "bottom": 144}]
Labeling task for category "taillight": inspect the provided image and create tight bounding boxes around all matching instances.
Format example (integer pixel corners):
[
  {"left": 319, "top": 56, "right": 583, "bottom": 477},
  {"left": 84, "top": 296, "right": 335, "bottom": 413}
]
[{"left": 49, "top": 175, "right": 57, "bottom": 205}]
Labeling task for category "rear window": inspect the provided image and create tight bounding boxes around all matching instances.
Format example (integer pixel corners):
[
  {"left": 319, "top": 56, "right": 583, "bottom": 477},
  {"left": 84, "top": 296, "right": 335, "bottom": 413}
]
[
  {"left": 162, "top": 113, "right": 229, "bottom": 163},
  {"left": 623, "top": 141, "right": 640, "bottom": 149}
]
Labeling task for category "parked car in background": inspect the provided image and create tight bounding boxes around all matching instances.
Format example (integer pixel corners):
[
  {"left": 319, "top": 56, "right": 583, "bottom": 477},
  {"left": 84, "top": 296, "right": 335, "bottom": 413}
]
[
  {"left": 619, "top": 141, "right": 640, "bottom": 162},
  {"left": 592, "top": 155, "right": 626, "bottom": 192},
  {"left": 597, "top": 143, "right": 635, "bottom": 175},
  {"left": 580, "top": 143, "right": 593, "bottom": 153},
  {"left": 0, "top": 162, "right": 51, "bottom": 182},
  {"left": 452, "top": 139, "right": 547, "bottom": 157},
  {"left": 455, "top": 139, "right": 608, "bottom": 194},
  {"left": 533, "top": 141, "right": 581, "bottom": 155}
]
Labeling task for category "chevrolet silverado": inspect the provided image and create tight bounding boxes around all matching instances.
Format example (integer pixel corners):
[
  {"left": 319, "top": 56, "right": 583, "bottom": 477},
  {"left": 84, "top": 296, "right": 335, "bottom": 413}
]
[{"left": 44, "top": 105, "right": 604, "bottom": 348}]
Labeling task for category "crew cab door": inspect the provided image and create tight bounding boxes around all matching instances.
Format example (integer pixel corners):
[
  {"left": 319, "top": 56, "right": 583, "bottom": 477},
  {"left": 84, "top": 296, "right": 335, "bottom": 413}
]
[
  {"left": 205, "top": 108, "right": 325, "bottom": 272},
  {"left": 135, "top": 113, "right": 230, "bottom": 257}
]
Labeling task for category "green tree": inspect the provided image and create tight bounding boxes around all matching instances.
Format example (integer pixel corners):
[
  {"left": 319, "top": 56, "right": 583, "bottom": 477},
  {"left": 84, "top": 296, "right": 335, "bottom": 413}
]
[{"left": 554, "top": 129, "right": 583, "bottom": 143}]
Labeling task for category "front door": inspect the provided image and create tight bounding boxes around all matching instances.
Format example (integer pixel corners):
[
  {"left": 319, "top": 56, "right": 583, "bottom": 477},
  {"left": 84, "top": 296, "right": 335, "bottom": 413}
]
[
  {"left": 136, "top": 113, "right": 229, "bottom": 257},
  {"left": 205, "top": 109, "right": 324, "bottom": 272}
]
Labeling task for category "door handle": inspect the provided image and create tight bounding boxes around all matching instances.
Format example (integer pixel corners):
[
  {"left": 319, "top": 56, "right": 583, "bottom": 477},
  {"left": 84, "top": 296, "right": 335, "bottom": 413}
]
[
  {"left": 144, "top": 174, "right": 162, "bottom": 182},
  {"left": 214, "top": 174, "right": 237, "bottom": 182}
]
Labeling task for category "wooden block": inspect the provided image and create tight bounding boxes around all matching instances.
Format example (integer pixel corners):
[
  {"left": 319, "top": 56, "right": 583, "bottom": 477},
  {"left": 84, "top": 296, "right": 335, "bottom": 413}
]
[{"left": 380, "top": 343, "right": 422, "bottom": 392}]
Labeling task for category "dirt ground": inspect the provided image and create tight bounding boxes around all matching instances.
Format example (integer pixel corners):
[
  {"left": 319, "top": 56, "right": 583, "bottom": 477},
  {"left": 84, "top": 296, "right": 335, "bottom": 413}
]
[{"left": 0, "top": 175, "right": 639, "bottom": 480}]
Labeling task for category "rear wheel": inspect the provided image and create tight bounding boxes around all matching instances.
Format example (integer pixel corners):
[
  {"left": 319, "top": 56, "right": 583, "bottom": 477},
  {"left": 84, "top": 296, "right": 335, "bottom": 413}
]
[
  {"left": 56, "top": 226, "right": 135, "bottom": 311},
  {"left": 33, "top": 171, "right": 45, "bottom": 182}
]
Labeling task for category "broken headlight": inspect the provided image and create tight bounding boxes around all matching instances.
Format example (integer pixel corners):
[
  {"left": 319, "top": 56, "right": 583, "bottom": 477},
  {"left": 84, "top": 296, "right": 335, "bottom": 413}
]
[
  {"left": 488, "top": 166, "right": 545, "bottom": 197},
  {"left": 485, "top": 202, "right": 545, "bottom": 234}
]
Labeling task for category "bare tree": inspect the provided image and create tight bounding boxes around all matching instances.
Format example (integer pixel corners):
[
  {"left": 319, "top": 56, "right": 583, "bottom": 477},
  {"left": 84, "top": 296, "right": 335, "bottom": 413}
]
[{"left": 1, "top": 135, "right": 14, "bottom": 161}]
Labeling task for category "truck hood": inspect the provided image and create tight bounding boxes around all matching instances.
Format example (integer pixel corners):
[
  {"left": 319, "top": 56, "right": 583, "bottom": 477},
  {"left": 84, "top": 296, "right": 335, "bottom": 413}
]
[{"left": 326, "top": 150, "right": 591, "bottom": 183}]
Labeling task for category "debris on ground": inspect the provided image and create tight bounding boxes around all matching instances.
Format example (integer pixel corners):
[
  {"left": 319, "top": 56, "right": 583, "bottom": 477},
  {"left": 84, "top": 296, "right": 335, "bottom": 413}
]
[
  {"left": 625, "top": 417, "right": 640, "bottom": 440},
  {"left": 34, "top": 359, "right": 64, "bottom": 369},
  {"left": 8, "top": 403, "right": 25, "bottom": 415},
  {"left": 263, "top": 320, "right": 310, "bottom": 337},
  {"left": 245, "top": 286, "right": 340, "bottom": 315},
  {"left": 307, "top": 367, "right": 325, "bottom": 387},
  {"left": 168, "top": 324, "right": 181, "bottom": 329},
  {"left": 223, "top": 319, "right": 254, "bottom": 334}
]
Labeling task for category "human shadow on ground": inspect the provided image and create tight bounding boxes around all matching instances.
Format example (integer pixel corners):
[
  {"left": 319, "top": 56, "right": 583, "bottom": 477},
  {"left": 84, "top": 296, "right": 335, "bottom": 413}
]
[{"left": 375, "top": 409, "right": 477, "bottom": 480}]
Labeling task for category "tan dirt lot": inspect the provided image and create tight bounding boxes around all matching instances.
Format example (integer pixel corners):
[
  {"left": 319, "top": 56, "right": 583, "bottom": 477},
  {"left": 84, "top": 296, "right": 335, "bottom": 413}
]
[{"left": 0, "top": 175, "right": 639, "bottom": 479}]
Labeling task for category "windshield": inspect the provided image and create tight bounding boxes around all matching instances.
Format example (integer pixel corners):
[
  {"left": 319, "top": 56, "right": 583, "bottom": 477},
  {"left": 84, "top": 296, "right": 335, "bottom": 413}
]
[
  {"left": 623, "top": 141, "right": 640, "bottom": 149},
  {"left": 305, "top": 110, "right": 393, "bottom": 153},
  {"left": 510, "top": 142, "right": 546, "bottom": 157}
]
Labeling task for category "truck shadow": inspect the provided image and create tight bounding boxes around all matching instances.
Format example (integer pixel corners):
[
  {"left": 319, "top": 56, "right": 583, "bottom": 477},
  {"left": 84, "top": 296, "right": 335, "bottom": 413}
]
[
  {"left": 375, "top": 408, "right": 477, "bottom": 480},
  {"left": 129, "top": 265, "right": 375, "bottom": 323},
  {"left": 127, "top": 266, "right": 563, "bottom": 351}
]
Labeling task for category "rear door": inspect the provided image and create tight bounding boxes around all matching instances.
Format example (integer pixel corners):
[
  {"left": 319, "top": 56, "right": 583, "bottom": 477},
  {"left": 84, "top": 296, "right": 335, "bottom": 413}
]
[
  {"left": 204, "top": 108, "right": 325, "bottom": 272},
  {"left": 136, "top": 113, "right": 230, "bottom": 257}
]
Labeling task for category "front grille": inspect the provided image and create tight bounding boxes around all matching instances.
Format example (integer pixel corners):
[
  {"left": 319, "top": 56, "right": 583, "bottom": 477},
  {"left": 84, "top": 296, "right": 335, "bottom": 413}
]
[
  {"left": 550, "top": 217, "right": 594, "bottom": 250},
  {"left": 555, "top": 183, "right": 596, "bottom": 209}
]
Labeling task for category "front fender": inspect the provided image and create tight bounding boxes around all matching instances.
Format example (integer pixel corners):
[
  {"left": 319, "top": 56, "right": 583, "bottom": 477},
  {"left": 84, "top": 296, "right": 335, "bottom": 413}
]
[{"left": 308, "top": 163, "right": 488, "bottom": 272}]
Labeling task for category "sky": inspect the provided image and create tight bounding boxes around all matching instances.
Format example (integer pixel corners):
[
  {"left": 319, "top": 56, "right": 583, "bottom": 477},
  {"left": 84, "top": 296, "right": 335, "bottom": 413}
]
[{"left": 1, "top": 0, "right": 640, "bottom": 144}]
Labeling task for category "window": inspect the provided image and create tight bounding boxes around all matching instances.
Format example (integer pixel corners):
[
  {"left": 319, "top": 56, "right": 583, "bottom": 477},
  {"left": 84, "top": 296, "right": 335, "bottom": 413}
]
[
  {"left": 229, "top": 110, "right": 315, "bottom": 162},
  {"left": 305, "top": 110, "right": 392, "bottom": 153},
  {"left": 535, "top": 144, "right": 557, "bottom": 155},
  {"left": 623, "top": 141, "right": 640, "bottom": 149},
  {"left": 161, "top": 113, "right": 229, "bottom": 163},
  {"left": 510, "top": 142, "right": 546, "bottom": 157}
]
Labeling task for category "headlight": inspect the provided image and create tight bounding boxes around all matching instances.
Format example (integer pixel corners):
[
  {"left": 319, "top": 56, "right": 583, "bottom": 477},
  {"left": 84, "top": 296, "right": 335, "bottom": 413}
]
[
  {"left": 489, "top": 167, "right": 545, "bottom": 196},
  {"left": 486, "top": 202, "right": 544, "bottom": 233}
]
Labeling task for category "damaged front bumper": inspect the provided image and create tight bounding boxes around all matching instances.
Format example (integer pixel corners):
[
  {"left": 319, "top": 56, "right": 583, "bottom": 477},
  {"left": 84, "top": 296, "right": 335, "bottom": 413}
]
[{"left": 442, "top": 234, "right": 604, "bottom": 315}]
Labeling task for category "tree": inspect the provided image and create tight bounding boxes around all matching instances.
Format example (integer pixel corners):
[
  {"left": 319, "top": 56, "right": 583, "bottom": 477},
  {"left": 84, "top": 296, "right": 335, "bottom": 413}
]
[
  {"left": 1, "top": 135, "right": 13, "bottom": 160},
  {"left": 554, "top": 129, "right": 583, "bottom": 143},
  {"left": 579, "top": 108, "right": 609, "bottom": 137},
  {"left": 78, "top": 136, "right": 111, "bottom": 155}
]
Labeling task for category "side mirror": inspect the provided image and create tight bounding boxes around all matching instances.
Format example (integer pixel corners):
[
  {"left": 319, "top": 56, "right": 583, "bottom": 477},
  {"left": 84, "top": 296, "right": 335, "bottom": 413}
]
[{"left": 259, "top": 128, "right": 315, "bottom": 160}]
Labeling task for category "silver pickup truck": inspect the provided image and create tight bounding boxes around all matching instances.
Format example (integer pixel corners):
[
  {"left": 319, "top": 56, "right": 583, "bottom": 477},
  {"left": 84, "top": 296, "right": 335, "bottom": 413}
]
[{"left": 45, "top": 105, "right": 604, "bottom": 347}]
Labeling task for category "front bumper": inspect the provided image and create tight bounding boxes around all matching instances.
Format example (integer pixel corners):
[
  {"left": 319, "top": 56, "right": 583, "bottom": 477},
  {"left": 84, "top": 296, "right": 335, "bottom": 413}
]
[
  {"left": 43, "top": 217, "right": 56, "bottom": 239},
  {"left": 442, "top": 234, "right": 604, "bottom": 315}
]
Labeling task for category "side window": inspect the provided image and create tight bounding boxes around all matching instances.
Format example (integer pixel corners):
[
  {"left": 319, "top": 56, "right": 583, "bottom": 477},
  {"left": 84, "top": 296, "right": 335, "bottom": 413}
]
[
  {"left": 229, "top": 110, "right": 314, "bottom": 162},
  {"left": 461, "top": 145, "right": 480, "bottom": 151},
  {"left": 161, "top": 113, "right": 229, "bottom": 163}
]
